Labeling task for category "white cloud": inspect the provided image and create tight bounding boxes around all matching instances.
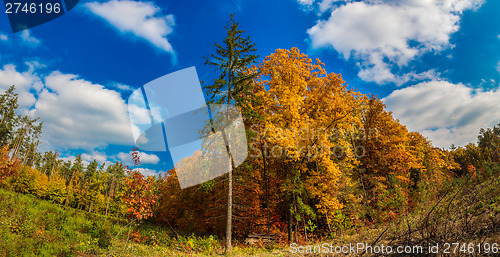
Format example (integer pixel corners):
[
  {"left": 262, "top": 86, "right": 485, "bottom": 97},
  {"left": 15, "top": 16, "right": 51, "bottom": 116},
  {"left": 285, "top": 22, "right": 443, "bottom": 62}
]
[
  {"left": 60, "top": 155, "right": 78, "bottom": 163},
  {"left": 60, "top": 155, "right": 93, "bottom": 167},
  {"left": 81, "top": 152, "right": 108, "bottom": 164},
  {"left": 32, "top": 71, "right": 135, "bottom": 150},
  {"left": 86, "top": 0, "right": 175, "bottom": 56},
  {"left": 0, "top": 30, "right": 43, "bottom": 47},
  {"left": 298, "top": 0, "right": 347, "bottom": 12},
  {"left": 383, "top": 80, "right": 500, "bottom": 148},
  {"left": 133, "top": 167, "right": 165, "bottom": 177},
  {"left": 59, "top": 152, "right": 112, "bottom": 168},
  {"left": 0, "top": 64, "right": 43, "bottom": 111},
  {"left": 496, "top": 60, "right": 500, "bottom": 74},
  {"left": 20, "top": 30, "right": 41, "bottom": 47},
  {"left": 305, "top": 0, "right": 484, "bottom": 85},
  {"left": 110, "top": 82, "right": 133, "bottom": 92},
  {"left": 0, "top": 64, "right": 139, "bottom": 151},
  {"left": 117, "top": 151, "right": 160, "bottom": 166},
  {"left": 298, "top": 0, "right": 315, "bottom": 5}
]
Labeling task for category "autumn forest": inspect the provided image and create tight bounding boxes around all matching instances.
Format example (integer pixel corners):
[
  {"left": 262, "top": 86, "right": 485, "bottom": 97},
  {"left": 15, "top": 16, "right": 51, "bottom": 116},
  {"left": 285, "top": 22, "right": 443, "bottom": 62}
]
[{"left": 1, "top": 16, "right": 500, "bottom": 256}]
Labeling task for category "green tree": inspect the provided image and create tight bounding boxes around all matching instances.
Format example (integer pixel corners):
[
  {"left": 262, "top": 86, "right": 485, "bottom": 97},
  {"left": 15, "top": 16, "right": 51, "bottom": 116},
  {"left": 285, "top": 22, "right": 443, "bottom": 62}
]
[
  {"left": 204, "top": 14, "right": 258, "bottom": 252},
  {"left": 0, "top": 85, "right": 19, "bottom": 146},
  {"left": 77, "top": 160, "right": 98, "bottom": 210},
  {"left": 64, "top": 154, "right": 83, "bottom": 207},
  {"left": 105, "top": 162, "right": 125, "bottom": 216},
  {"left": 478, "top": 123, "right": 500, "bottom": 163}
]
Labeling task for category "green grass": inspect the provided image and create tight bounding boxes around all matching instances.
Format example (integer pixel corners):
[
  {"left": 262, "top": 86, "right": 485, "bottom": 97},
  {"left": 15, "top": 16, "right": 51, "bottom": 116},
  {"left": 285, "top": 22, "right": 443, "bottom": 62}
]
[
  {"left": 0, "top": 188, "right": 219, "bottom": 256},
  {"left": 0, "top": 188, "right": 285, "bottom": 256},
  {"left": 0, "top": 188, "right": 115, "bottom": 256}
]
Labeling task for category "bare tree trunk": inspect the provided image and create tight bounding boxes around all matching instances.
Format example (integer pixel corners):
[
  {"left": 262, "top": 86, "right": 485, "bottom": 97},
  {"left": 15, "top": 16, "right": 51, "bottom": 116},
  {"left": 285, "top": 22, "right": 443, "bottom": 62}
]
[
  {"left": 11, "top": 122, "right": 29, "bottom": 161},
  {"left": 294, "top": 194, "right": 298, "bottom": 243},
  {"left": 326, "top": 212, "right": 332, "bottom": 234},
  {"left": 223, "top": 79, "right": 235, "bottom": 254},
  {"left": 288, "top": 206, "right": 293, "bottom": 242},
  {"left": 221, "top": 129, "right": 235, "bottom": 253},
  {"left": 78, "top": 182, "right": 91, "bottom": 210},
  {"left": 21, "top": 146, "right": 31, "bottom": 166},
  {"left": 261, "top": 143, "right": 271, "bottom": 239},
  {"left": 226, "top": 162, "right": 233, "bottom": 253},
  {"left": 303, "top": 214, "right": 307, "bottom": 241},
  {"left": 105, "top": 177, "right": 115, "bottom": 216},
  {"left": 64, "top": 170, "right": 76, "bottom": 207}
]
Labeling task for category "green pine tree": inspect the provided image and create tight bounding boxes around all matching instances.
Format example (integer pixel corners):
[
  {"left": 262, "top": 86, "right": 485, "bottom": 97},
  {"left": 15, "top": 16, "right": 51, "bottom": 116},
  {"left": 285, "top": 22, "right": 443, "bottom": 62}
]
[{"left": 204, "top": 14, "right": 258, "bottom": 253}]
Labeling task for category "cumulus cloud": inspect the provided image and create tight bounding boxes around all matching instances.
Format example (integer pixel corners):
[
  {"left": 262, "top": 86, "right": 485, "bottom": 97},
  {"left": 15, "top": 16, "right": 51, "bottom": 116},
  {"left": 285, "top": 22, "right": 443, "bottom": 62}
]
[
  {"left": 0, "top": 64, "right": 43, "bottom": 112},
  {"left": 304, "top": 0, "right": 484, "bottom": 85},
  {"left": 133, "top": 167, "right": 164, "bottom": 177},
  {"left": 32, "top": 71, "right": 135, "bottom": 150},
  {"left": 81, "top": 152, "right": 108, "bottom": 164},
  {"left": 60, "top": 155, "right": 81, "bottom": 164},
  {"left": 86, "top": 0, "right": 175, "bottom": 56},
  {"left": 59, "top": 153, "right": 105, "bottom": 166},
  {"left": 117, "top": 151, "right": 160, "bottom": 166},
  {"left": 383, "top": 80, "right": 500, "bottom": 148},
  {"left": 0, "top": 64, "right": 139, "bottom": 151}
]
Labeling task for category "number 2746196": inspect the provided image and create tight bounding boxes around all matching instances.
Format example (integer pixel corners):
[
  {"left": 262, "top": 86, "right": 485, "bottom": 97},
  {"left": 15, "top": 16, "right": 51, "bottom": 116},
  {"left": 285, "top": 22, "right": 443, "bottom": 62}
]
[{"left": 5, "top": 2, "right": 61, "bottom": 14}]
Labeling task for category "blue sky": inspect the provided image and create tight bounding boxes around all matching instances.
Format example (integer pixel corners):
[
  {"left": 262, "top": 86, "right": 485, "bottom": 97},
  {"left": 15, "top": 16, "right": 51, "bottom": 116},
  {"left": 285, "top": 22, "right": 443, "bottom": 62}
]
[{"left": 0, "top": 0, "right": 499, "bottom": 176}]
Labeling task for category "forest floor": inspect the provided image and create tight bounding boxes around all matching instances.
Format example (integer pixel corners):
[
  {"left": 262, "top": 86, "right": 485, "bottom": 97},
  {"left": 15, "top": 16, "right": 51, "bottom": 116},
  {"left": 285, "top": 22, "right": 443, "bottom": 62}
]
[{"left": 1, "top": 169, "right": 499, "bottom": 257}]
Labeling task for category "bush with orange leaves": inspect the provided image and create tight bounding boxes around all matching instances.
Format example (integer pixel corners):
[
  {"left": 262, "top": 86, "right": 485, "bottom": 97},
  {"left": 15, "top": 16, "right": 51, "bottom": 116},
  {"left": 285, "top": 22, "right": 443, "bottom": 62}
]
[
  {"left": 0, "top": 146, "right": 20, "bottom": 185},
  {"left": 123, "top": 166, "right": 159, "bottom": 221}
]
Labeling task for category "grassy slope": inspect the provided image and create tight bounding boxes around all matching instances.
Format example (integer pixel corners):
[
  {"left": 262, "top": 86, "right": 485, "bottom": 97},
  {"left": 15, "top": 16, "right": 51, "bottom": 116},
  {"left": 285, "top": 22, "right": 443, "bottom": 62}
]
[
  {"left": 0, "top": 188, "right": 283, "bottom": 257},
  {"left": 0, "top": 188, "right": 198, "bottom": 256}
]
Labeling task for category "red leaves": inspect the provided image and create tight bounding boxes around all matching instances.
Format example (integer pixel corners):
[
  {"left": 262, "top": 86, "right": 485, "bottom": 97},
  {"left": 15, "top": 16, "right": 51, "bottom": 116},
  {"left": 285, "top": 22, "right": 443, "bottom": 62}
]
[
  {"left": 123, "top": 158, "right": 158, "bottom": 221},
  {"left": 128, "top": 229, "right": 148, "bottom": 243},
  {"left": 467, "top": 164, "right": 477, "bottom": 179},
  {"left": 0, "top": 146, "right": 20, "bottom": 183},
  {"left": 132, "top": 148, "right": 141, "bottom": 166}
]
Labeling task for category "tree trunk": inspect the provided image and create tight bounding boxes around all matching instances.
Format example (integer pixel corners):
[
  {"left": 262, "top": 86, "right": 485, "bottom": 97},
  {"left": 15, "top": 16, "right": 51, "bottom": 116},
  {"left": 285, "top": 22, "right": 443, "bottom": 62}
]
[
  {"left": 294, "top": 194, "right": 298, "bottom": 243},
  {"left": 105, "top": 177, "right": 115, "bottom": 216},
  {"left": 326, "top": 212, "right": 332, "bottom": 234},
  {"left": 226, "top": 162, "right": 233, "bottom": 253},
  {"left": 11, "top": 122, "right": 29, "bottom": 161},
  {"left": 221, "top": 127, "right": 235, "bottom": 253},
  {"left": 21, "top": 146, "right": 31, "bottom": 166},
  {"left": 303, "top": 214, "right": 307, "bottom": 241},
  {"left": 288, "top": 199, "right": 293, "bottom": 242},
  {"left": 79, "top": 182, "right": 91, "bottom": 210},
  {"left": 261, "top": 143, "right": 270, "bottom": 239},
  {"left": 223, "top": 77, "right": 235, "bottom": 254},
  {"left": 64, "top": 170, "right": 76, "bottom": 207}
]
